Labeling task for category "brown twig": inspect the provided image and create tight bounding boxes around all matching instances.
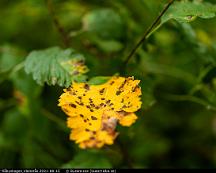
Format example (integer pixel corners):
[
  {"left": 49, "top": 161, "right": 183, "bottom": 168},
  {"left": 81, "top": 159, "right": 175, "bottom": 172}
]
[
  {"left": 46, "top": 0, "right": 70, "bottom": 47},
  {"left": 123, "top": 0, "right": 175, "bottom": 66}
]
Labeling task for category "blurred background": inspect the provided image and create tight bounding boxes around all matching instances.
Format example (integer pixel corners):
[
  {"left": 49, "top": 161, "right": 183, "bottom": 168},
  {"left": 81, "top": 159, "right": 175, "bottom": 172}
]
[{"left": 1, "top": 0, "right": 216, "bottom": 168}]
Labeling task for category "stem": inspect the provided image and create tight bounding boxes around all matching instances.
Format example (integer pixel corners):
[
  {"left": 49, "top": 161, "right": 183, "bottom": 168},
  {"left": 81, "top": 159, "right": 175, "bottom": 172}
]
[
  {"left": 41, "top": 108, "right": 68, "bottom": 132},
  {"left": 162, "top": 94, "right": 216, "bottom": 111},
  {"left": 117, "top": 139, "right": 134, "bottom": 168},
  {"left": 123, "top": 0, "right": 174, "bottom": 66},
  {"left": 11, "top": 61, "right": 25, "bottom": 74},
  {"left": 46, "top": 0, "right": 70, "bottom": 47}
]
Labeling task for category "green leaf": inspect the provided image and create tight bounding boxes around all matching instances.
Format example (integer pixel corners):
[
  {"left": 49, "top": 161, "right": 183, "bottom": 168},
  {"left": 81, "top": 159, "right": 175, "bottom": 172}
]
[
  {"left": 62, "top": 151, "right": 112, "bottom": 168},
  {"left": 82, "top": 8, "right": 125, "bottom": 40},
  {"left": 24, "top": 47, "right": 88, "bottom": 87},
  {"left": 93, "top": 38, "right": 123, "bottom": 53},
  {"left": 162, "top": 1, "right": 216, "bottom": 24},
  {"left": 88, "top": 76, "right": 111, "bottom": 85}
]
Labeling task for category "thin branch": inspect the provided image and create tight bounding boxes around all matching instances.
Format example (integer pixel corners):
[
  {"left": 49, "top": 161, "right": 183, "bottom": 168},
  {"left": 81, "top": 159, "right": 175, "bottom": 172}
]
[
  {"left": 162, "top": 94, "right": 216, "bottom": 112},
  {"left": 116, "top": 139, "right": 134, "bottom": 168},
  {"left": 11, "top": 61, "right": 25, "bottom": 74},
  {"left": 123, "top": 0, "right": 175, "bottom": 66},
  {"left": 46, "top": 0, "right": 70, "bottom": 47},
  {"left": 41, "top": 108, "right": 68, "bottom": 132}
]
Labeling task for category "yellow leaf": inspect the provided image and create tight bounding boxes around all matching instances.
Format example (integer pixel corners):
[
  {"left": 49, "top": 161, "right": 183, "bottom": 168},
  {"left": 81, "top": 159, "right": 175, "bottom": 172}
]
[{"left": 58, "top": 76, "right": 142, "bottom": 149}]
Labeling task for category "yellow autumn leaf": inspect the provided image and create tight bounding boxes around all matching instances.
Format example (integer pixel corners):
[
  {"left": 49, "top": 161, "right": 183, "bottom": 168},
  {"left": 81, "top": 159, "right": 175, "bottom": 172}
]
[{"left": 58, "top": 76, "right": 142, "bottom": 149}]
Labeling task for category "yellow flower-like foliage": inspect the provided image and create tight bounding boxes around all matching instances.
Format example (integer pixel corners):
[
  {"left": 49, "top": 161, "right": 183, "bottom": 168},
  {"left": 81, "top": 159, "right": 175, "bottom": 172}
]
[
  {"left": 58, "top": 76, "right": 142, "bottom": 149},
  {"left": 61, "top": 58, "right": 89, "bottom": 76}
]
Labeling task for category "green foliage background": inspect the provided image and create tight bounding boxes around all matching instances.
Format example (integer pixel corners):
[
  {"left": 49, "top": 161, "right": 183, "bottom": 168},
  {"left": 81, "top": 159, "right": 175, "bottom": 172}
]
[{"left": 1, "top": 0, "right": 216, "bottom": 168}]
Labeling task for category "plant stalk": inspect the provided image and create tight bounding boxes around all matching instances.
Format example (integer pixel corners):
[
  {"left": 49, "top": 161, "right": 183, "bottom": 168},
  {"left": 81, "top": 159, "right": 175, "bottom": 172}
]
[{"left": 123, "top": 0, "right": 175, "bottom": 67}]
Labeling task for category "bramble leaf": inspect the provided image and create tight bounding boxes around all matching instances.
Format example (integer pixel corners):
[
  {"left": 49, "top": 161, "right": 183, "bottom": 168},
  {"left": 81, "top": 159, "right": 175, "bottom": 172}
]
[
  {"left": 24, "top": 47, "right": 88, "bottom": 87},
  {"left": 58, "top": 76, "right": 142, "bottom": 149},
  {"left": 162, "top": 1, "right": 216, "bottom": 24}
]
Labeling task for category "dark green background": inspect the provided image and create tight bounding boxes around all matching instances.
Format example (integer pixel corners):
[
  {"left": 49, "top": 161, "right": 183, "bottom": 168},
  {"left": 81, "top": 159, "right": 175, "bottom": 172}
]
[{"left": 1, "top": 0, "right": 216, "bottom": 168}]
